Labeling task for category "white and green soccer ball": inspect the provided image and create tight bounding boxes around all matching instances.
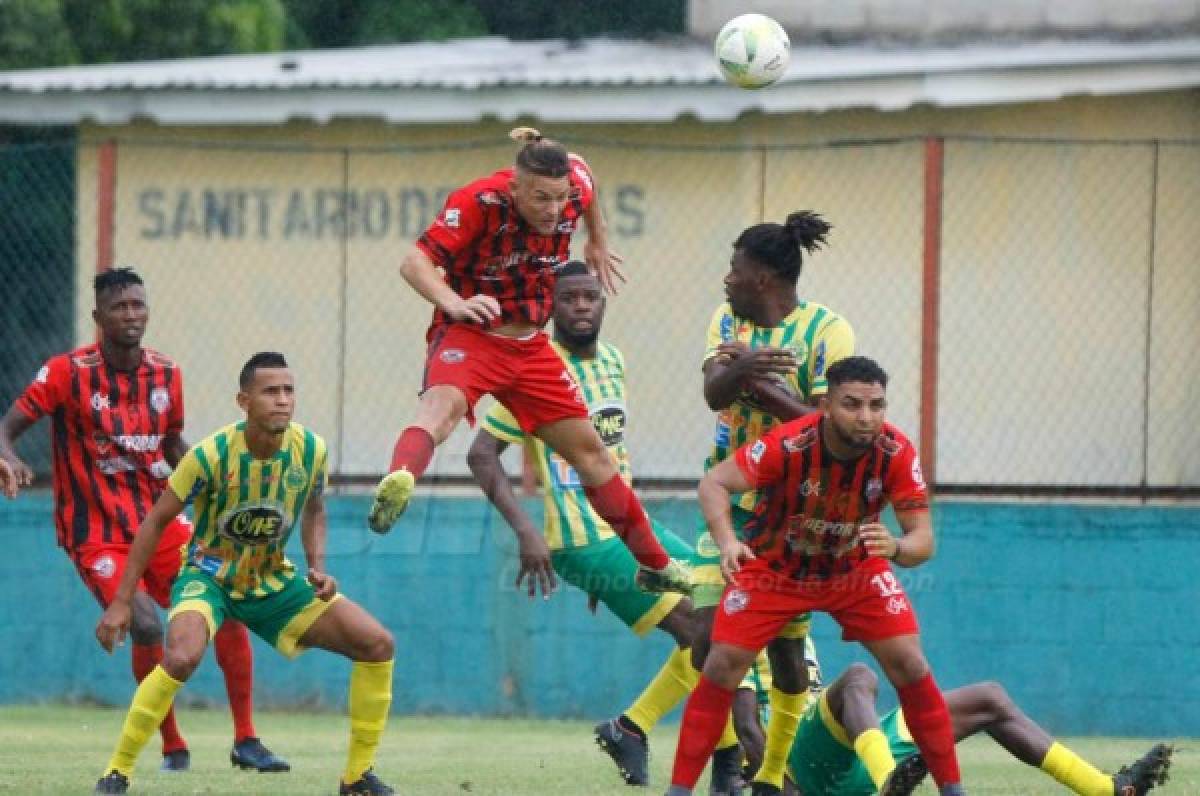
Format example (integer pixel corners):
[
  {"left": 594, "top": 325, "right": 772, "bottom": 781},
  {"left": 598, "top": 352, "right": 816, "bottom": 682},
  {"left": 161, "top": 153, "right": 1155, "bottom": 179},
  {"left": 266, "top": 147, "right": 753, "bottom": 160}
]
[{"left": 714, "top": 13, "right": 791, "bottom": 90}]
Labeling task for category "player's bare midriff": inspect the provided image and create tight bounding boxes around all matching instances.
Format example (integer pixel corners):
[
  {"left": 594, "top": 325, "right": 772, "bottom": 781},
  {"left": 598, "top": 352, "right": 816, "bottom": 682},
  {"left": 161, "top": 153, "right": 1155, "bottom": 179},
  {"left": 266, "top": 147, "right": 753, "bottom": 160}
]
[{"left": 490, "top": 321, "right": 540, "bottom": 338}]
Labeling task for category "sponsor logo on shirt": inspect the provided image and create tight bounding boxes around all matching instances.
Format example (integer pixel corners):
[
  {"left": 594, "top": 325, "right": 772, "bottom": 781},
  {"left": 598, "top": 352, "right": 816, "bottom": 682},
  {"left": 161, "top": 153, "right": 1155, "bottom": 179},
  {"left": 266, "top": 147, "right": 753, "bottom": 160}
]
[
  {"left": 591, "top": 405, "right": 626, "bottom": 447},
  {"left": 91, "top": 392, "right": 111, "bottom": 412},
  {"left": 444, "top": 208, "right": 461, "bottom": 228},
  {"left": 218, "top": 502, "right": 288, "bottom": 544},
  {"left": 180, "top": 579, "right": 208, "bottom": 599},
  {"left": 910, "top": 457, "right": 925, "bottom": 489},
  {"left": 440, "top": 348, "right": 466, "bottom": 365},
  {"left": 35, "top": 365, "right": 49, "bottom": 384},
  {"left": 748, "top": 440, "right": 767, "bottom": 464},
  {"left": 813, "top": 340, "right": 827, "bottom": 377},
  {"left": 866, "top": 478, "right": 884, "bottom": 501},
  {"left": 114, "top": 434, "right": 163, "bottom": 453}
]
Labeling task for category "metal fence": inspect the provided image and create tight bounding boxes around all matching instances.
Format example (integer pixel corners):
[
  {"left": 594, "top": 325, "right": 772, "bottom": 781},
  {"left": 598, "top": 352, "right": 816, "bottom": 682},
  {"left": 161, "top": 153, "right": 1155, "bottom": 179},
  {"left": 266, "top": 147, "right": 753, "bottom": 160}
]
[{"left": 2, "top": 134, "right": 1197, "bottom": 494}]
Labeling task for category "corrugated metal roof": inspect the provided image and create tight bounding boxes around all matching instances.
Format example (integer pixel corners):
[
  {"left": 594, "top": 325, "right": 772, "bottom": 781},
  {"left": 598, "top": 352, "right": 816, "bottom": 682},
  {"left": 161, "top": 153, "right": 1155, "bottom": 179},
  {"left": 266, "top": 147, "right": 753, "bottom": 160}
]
[{"left": 1, "top": 35, "right": 1198, "bottom": 124}]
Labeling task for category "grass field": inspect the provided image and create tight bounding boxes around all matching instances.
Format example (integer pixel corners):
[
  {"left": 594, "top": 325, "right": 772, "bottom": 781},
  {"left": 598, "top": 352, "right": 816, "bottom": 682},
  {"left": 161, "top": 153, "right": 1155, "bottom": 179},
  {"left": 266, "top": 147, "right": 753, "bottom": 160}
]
[{"left": 0, "top": 705, "right": 1193, "bottom": 794}]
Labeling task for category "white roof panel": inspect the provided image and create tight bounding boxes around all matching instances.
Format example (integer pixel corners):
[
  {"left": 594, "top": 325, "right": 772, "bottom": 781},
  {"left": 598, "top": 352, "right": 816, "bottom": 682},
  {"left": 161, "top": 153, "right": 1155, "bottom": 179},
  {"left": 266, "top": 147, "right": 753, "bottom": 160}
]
[{"left": 1, "top": 36, "right": 1198, "bottom": 124}]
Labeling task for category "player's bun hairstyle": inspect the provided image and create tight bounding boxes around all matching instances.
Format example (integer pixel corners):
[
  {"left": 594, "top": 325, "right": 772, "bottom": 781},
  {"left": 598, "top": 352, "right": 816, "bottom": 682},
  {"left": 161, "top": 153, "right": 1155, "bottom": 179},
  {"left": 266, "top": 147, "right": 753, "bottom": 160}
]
[
  {"left": 826, "top": 356, "right": 888, "bottom": 389},
  {"left": 239, "top": 351, "right": 289, "bottom": 390},
  {"left": 556, "top": 260, "right": 592, "bottom": 279},
  {"left": 734, "top": 210, "right": 832, "bottom": 285},
  {"left": 509, "top": 126, "right": 570, "bottom": 178},
  {"left": 94, "top": 266, "right": 143, "bottom": 296}
]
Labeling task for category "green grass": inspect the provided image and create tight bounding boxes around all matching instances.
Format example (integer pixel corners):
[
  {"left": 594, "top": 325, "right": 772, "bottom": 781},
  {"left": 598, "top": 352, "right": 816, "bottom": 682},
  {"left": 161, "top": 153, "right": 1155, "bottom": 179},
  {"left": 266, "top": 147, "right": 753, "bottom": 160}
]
[{"left": 0, "top": 705, "right": 1193, "bottom": 794}]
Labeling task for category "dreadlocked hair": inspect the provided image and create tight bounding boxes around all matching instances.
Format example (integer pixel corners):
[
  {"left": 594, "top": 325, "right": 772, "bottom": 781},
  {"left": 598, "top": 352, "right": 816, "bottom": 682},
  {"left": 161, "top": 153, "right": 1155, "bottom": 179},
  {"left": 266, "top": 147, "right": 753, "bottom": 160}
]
[{"left": 733, "top": 210, "right": 833, "bottom": 285}]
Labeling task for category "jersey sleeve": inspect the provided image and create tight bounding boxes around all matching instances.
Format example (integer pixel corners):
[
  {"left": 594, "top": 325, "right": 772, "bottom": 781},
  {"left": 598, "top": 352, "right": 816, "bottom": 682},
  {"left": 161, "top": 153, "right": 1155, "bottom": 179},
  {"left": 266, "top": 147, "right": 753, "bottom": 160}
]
[
  {"left": 312, "top": 438, "right": 329, "bottom": 498},
  {"left": 885, "top": 438, "right": 930, "bottom": 512},
  {"left": 567, "top": 153, "right": 597, "bottom": 211},
  {"left": 733, "top": 423, "right": 788, "bottom": 488},
  {"left": 808, "top": 315, "right": 855, "bottom": 396},
  {"left": 702, "top": 304, "right": 734, "bottom": 366},
  {"left": 167, "top": 366, "right": 185, "bottom": 436},
  {"left": 481, "top": 401, "right": 527, "bottom": 446},
  {"left": 13, "top": 355, "right": 70, "bottom": 421},
  {"left": 415, "top": 184, "right": 486, "bottom": 268},
  {"left": 168, "top": 447, "right": 211, "bottom": 506}
]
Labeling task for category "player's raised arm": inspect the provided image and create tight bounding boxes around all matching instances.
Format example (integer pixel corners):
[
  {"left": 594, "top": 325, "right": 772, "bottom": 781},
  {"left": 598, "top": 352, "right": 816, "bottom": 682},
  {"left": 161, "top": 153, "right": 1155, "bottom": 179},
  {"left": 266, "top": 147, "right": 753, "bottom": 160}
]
[
  {"left": 467, "top": 427, "right": 556, "bottom": 598},
  {"left": 581, "top": 190, "right": 625, "bottom": 296},
  {"left": 95, "top": 489, "right": 185, "bottom": 652}
]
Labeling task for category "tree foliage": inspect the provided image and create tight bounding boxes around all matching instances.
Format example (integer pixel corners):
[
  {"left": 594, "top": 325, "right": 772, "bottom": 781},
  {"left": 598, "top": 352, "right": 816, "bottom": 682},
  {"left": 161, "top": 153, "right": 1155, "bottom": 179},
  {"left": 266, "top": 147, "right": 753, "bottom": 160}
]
[{"left": 0, "top": 0, "right": 685, "bottom": 69}]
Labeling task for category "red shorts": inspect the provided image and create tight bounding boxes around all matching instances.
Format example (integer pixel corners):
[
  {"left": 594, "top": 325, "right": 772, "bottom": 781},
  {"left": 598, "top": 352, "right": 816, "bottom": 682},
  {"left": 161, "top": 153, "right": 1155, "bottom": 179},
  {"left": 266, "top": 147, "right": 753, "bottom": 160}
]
[
  {"left": 71, "top": 517, "right": 194, "bottom": 609},
  {"left": 424, "top": 324, "right": 588, "bottom": 432},
  {"left": 712, "top": 556, "right": 919, "bottom": 651}
]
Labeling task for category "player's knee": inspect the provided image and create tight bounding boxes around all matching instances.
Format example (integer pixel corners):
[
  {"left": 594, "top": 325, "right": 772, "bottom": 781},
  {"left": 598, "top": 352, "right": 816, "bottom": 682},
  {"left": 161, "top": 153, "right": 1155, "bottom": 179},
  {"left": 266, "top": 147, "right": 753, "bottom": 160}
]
[
  {"left": 129, "top": 611, "right": 163, "bottom": 646},
  {"left": 975, "top": 680, "right": 1015, "bottom": 719},
  {"left": 843, "top": 662, "right": 880, "bottom": 696},
  {"left": 358, "top": 628, "right": 394, "bottom": 662},
  {"left": 161, "top": 645, "right": 203, "bottom": 681}
]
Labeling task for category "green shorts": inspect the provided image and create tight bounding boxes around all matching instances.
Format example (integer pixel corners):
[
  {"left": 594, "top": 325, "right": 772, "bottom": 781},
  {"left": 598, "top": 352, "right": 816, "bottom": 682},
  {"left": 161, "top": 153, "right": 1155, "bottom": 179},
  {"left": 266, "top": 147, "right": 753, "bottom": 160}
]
[
  {"left": 789, "top": 691, "right": 917, "bottom": 796},
  {"left": 551, "top": 520, "right": 693, "bottom": 636},
  {"left": 692, "top": 506, "right": 810, "bottom": 637},
  {"left": 169, "top": 566, "right": 338, "bottom": 659}
]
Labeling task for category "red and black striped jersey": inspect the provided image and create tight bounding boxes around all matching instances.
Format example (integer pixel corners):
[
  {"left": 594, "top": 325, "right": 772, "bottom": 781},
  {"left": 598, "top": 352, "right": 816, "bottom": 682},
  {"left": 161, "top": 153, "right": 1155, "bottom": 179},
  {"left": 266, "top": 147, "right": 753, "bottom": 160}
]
[
  {"left": 734, "top": 412, "right": 928, "bottom": 580},
  {"left": 14, "top": 344, "right": 184, "bottom": 551},
  {"left": 416, "top": 155, "right": 596, "bottom": 336}
]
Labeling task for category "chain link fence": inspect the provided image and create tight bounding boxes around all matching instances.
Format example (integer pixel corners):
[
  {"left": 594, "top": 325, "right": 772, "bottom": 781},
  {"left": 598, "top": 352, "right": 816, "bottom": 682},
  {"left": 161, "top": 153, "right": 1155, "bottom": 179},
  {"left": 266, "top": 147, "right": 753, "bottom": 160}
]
[{"left": 2, "top": 134, "right": 1197, "bottom": 493}]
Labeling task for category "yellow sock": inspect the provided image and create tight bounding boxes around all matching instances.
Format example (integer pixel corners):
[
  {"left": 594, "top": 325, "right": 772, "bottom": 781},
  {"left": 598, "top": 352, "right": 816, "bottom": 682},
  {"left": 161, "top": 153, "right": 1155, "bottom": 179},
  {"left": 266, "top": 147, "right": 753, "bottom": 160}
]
[
  {"left": 852, "top": 728, "right": 896, "bottom": 790},
  {"left": 716, "top": 713, "right": 739, "bottom": 751},
  {"left": 104, "top": 666, "right": 183, "bottom": 778},
  {"left": 625, "top": 647, "right": 700, "bottom": 734},
  {"left": 754, "top": 687, "right": 806, "bottom": 788},
  {"left": 343, "top": 659, "right": 394, "bottom": 785},
  {"left": 1040, "top": 741, "right": 1115, "bottom": 796}
]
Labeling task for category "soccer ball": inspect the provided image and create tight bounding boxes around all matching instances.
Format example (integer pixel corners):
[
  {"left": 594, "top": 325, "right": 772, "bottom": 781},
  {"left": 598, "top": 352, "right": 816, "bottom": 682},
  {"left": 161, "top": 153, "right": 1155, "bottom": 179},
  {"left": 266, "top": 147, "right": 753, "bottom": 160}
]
[{"left": 714, "top": 13, "right": 791, "bottom": 90}]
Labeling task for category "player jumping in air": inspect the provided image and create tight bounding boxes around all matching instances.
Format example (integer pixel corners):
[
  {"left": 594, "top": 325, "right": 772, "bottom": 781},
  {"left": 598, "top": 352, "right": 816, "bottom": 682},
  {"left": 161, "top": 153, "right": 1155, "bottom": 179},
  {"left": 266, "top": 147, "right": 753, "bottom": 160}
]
[{"left": 368, "top": 127, "right": 690, "bottom": 595}]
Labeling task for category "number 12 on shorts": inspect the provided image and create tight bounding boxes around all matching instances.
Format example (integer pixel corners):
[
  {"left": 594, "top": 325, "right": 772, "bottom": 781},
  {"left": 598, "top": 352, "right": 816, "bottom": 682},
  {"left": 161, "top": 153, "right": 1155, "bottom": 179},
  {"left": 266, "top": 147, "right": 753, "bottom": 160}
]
[{"left": 870, "top": 571, "right": 902, "bottom": 597}]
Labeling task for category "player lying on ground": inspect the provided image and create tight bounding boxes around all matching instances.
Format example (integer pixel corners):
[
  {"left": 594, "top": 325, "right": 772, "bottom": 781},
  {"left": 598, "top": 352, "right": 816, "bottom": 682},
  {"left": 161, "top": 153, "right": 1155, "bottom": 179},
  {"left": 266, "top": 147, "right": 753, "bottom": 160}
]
[
  {"left": 93, "top": 352, "right": 396, "bottom": 795},
  {"left": 785, "top": 662, "right": 1173, "bottom": 796}
]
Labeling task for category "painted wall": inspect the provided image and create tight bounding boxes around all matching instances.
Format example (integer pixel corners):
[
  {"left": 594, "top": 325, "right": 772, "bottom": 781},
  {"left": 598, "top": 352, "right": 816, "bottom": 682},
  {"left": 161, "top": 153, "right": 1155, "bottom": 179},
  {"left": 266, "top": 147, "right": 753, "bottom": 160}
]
[
  {"left": 1, "top": 493, "right": 1196, "bottom": 737},
  {"left": 61, "top": 91, "right": 1200, "bottom": 487}
]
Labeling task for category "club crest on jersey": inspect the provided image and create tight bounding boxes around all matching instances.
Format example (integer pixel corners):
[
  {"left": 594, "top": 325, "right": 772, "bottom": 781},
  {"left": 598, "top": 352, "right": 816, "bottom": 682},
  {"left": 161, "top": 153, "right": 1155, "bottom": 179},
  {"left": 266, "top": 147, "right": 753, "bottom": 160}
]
[
  {"left": 92, "top": 555, "right": 116, "bottom": 579},
  {"left": 440, "top": 348, "right": 466, "bottom": 365},
  {"left": 150, "top": 387, "right": 170, "bottom": 413},
  {"left": 866, "top": 478, "right": 884, "bottom": 501},
  {"left": 284, "top": 465, "right": 308, "bottom": 491},
  {"left": 723, "top": 588, "right": 750, "bottom": 615},
  {"left": 218, "top": 502, "right": 288, "bottom": 544},
  {"left": 180, "top": 579, "right": 207, "bottom": 599},
  {"left": 91, "top": 392, "right": 111, "bottom": 411}
]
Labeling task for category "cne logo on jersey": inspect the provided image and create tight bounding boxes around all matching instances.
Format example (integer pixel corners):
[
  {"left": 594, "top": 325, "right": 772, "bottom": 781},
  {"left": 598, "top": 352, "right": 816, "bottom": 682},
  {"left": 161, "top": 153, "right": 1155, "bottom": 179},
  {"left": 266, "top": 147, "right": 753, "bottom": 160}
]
[
  {"left": 218, "top": 502, "right": 289, "bottom": 544},
  {"left": 591, "top": 405, "right": 626, "bottom": 447}
]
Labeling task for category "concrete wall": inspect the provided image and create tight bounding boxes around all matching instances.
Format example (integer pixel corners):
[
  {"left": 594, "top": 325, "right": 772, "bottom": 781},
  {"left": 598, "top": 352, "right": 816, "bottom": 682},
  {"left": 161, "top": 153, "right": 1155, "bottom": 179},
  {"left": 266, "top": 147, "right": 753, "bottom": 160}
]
[
  {"left": 1, "top": 493, "right": 1196, "bottom": 737},
  {"left": 65, "top": 90, "right": 1200, "bottom": 487}
]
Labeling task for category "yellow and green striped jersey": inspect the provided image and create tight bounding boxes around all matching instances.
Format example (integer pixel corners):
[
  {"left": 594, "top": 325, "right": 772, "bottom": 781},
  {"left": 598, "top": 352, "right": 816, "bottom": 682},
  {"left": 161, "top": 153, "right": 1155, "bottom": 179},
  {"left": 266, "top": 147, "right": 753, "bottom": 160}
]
[
  {"left": 703, "top": 301, "right": 854, "bottom": 511},
  {"left": 482, "top": 340, "right": 630, "bottom": 551},
  {"left": 168, "top": 421, "right": 328, "bottom": 599}
]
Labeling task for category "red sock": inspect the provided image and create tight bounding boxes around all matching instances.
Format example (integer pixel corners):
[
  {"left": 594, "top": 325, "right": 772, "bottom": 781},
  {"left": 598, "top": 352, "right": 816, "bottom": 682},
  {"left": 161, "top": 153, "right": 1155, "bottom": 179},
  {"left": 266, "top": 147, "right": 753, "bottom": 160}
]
[
  {"left": 213, "top": 621, "right": 257, "bottom": 742},
  {"left": 583, "top": 475, "right": 670, "bottom": 570},
  {"left": 897, "top": 672, "right": 961, "bottom": 787},
  {"left": 132, "top": 642, "right": 187, "bottom": 754},
  {"left": 389, "top": 426, "right": 435, "bottom": 478},
  {"left": 671, "top": 675, "right": 736, "bottom": 788}
]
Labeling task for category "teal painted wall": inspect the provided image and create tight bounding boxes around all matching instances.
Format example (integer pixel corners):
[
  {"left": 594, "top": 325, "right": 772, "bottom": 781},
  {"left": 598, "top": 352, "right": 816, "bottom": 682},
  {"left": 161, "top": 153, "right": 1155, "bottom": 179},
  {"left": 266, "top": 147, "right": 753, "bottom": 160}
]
[{"left": 0, "top": 495, "right": 1195, "bottom": 736}]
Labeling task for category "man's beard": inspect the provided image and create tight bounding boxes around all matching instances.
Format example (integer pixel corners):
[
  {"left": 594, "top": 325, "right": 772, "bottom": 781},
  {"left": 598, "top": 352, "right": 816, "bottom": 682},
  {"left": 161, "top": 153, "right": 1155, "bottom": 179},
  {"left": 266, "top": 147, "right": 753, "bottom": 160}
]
[{"left": 557, "top": 326, "right": 599, "bottom": 347}]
